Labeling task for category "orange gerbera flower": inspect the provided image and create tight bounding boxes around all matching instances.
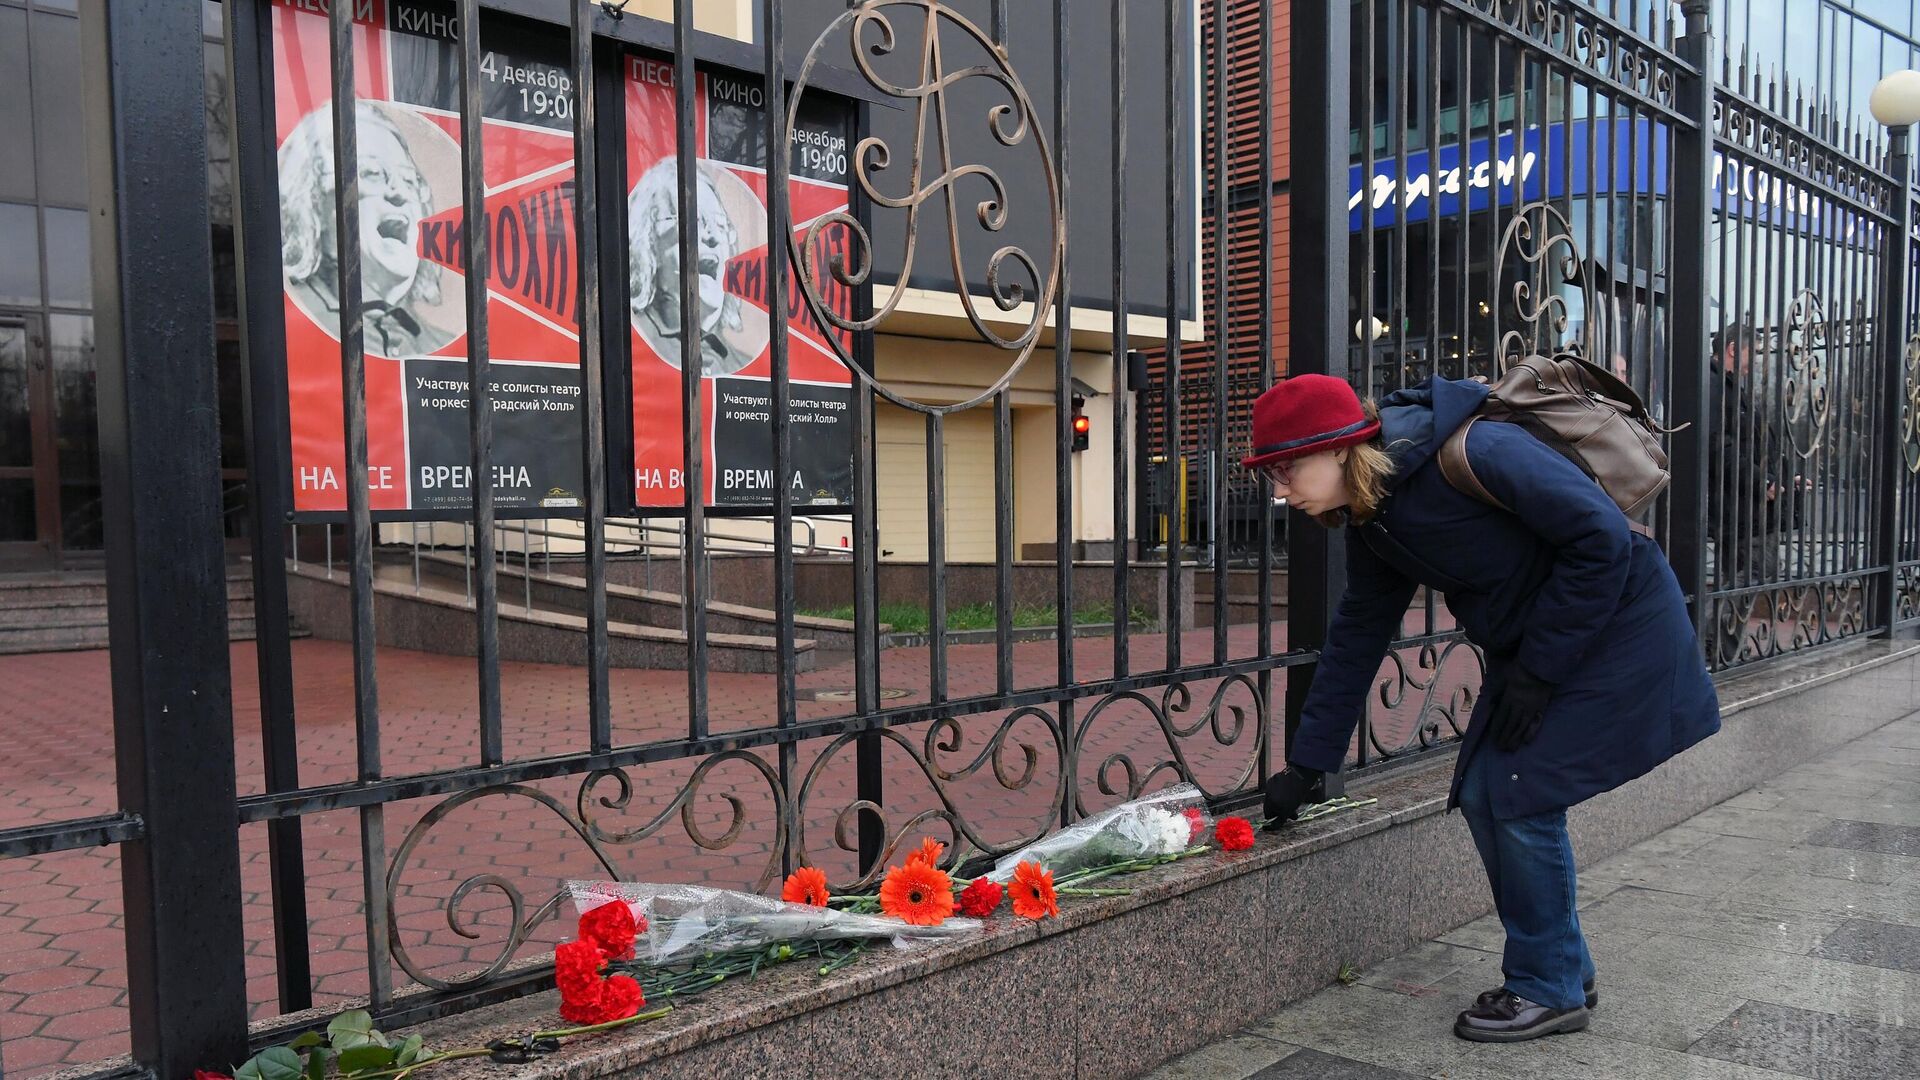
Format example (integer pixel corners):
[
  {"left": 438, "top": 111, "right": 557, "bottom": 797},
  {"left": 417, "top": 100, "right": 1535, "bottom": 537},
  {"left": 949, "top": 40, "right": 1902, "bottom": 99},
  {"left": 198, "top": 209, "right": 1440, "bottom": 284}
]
[
  {"left": 879, "top": 860, "right": 955, "bottom": 926},
  {"left": 782, "top": 866, "right": 831, "bottom": 907},
  {"left": 1010, "top": 860, "right": 1059, "bottom": 920},
  {"left": 906, "top": 836, "right": 946, "bottom": 869}
]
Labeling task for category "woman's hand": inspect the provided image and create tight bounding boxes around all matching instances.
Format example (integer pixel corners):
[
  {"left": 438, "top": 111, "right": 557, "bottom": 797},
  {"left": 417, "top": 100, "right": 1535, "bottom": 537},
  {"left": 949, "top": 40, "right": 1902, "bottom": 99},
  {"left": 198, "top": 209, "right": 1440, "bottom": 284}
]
[
  {"left": 1489, "top": 664, "right": 1554, "bottom": 751},
  {"left": 1262, "top": 766, "right": 1325, "bottom": 829}
]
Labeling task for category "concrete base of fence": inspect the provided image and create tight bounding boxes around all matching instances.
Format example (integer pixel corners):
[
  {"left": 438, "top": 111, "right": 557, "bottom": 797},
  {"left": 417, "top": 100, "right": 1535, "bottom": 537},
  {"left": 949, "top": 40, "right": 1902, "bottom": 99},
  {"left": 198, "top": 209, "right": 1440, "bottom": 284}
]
[{"left": 373, "top": 638, "right": 1920, "bottom": 1079}]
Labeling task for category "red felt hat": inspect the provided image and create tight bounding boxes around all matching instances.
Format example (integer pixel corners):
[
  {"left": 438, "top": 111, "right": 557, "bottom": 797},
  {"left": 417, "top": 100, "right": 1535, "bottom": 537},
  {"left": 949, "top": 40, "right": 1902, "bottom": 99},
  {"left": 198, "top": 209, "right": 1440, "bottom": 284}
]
[{"left": 1239, "top": 374, "right": 1380, "bottom": 470}]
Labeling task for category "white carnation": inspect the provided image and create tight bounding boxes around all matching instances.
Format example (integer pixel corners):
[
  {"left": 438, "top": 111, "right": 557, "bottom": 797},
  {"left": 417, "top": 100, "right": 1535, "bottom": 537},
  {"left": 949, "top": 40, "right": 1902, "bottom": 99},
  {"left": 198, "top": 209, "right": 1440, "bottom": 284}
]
[{"left": 1148, "top": 808, "right": 1193, "bottom": 855}]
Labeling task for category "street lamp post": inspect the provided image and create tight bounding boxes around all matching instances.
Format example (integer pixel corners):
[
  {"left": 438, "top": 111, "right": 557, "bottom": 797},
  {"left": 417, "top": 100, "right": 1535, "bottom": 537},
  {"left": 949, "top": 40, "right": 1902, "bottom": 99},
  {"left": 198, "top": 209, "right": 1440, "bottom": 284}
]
[{"left": 1870, "top": 71, "right": 1918, "bottom": 636}]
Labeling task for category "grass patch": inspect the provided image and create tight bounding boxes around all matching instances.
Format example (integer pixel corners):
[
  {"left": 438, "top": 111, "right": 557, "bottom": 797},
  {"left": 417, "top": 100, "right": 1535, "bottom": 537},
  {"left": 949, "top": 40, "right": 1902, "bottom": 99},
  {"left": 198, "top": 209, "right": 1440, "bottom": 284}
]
[{"left": 800, "top": 601, "right": 1150, "bottom": 636}]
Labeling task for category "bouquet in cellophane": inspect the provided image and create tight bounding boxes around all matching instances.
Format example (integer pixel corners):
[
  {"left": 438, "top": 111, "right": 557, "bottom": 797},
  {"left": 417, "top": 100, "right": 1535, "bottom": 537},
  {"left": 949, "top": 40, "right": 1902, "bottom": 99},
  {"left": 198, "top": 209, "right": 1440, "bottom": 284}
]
[{"left": 984, "top": 783, "right": 1214, "bottom": 884}]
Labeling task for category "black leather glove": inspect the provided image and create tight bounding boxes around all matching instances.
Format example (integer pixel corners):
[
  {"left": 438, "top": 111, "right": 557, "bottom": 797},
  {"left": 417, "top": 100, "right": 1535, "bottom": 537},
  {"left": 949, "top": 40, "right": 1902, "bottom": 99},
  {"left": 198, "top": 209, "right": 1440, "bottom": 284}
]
[
  {"left": 1263, "top": 766, "right": 1324, "bottom": 829},
  {"left": 1488, "top": 663, "right": 1554, "bottom": 751}
]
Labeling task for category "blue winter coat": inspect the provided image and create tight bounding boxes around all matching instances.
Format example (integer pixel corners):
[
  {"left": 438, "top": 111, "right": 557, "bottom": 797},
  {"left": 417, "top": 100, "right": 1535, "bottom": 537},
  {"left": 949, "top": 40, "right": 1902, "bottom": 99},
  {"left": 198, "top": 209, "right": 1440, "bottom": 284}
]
[{"left": 1288, "top": 377, "right": 1721, "bottom": 819}]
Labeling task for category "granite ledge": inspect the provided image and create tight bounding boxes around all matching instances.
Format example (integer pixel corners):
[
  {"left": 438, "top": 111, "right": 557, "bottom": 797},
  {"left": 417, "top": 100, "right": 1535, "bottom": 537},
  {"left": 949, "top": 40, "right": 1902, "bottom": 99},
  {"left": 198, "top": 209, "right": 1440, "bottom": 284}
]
[{"left": 1712, "top": 637, "right": 1920, "bottom": 718}]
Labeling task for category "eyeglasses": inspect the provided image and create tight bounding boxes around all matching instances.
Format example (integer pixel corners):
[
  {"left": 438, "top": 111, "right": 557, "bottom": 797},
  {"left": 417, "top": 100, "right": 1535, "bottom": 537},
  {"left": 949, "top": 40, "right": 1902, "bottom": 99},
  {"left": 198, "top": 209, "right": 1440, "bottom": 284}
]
[{"left": 1259, "top": 459, "right": 1296, "bottom": 487}]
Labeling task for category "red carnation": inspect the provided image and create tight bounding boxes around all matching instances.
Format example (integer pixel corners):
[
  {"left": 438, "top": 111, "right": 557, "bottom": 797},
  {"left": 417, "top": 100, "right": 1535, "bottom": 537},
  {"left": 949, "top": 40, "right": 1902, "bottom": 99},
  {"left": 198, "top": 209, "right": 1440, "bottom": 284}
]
[
  {"left": 957, "top": 877, "right": 1003, "bottom": 918},
  {"left": 194, "top": 1072, "right": 232, "bottom": 1080},
  {"left": 555, "top": 938, "right": 607, "bottom": 1005},
  {"left": 1182, "top": 807, "right": 1207, "bottom": 843},
  {"left": 578, "top": 900, "right": 641, "bottom": 961},
  {"left": 595, "top": 973, "right": 644, "bottom": 1021},
  {"left": 556, "top": 937, "right": 646, "bottom": 1025},
  {"left": 1215, "top": 815, "right": 1255, "bottom": 852},
  {"left": 561, "top": 972, "right": 644, "bottom": 1025}
]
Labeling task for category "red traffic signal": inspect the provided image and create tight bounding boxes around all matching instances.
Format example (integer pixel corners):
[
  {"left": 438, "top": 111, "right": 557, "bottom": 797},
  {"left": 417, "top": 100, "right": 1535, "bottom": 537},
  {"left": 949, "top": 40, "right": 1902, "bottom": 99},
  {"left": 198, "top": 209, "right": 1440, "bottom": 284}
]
[{"left": 1070, "top": 393, "right": 1090, "bottom": 452}]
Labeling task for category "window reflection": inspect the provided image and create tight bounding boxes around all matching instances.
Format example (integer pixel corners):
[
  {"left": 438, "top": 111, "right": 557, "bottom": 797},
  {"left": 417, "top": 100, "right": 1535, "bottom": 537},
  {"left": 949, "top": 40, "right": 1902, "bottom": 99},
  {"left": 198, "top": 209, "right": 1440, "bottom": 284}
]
[
  {"left": 43, "top": 208, "right": 90, "bottom": 309},
  {"left": 0, "top": 202, "right": 40, "bottom": 306},
  {"left": 49, "top": 314, "right": 101, "bottom": 552}
]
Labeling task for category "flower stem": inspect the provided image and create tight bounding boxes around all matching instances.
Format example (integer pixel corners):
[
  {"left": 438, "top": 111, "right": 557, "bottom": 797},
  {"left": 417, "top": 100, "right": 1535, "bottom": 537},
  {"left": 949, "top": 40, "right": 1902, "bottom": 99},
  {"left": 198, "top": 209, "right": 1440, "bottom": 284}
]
[
  {"left": 533, "top": 1003, "right": 675, "bottom": 1040},
  {"left": 351, "top": 1048, "right": 494, "bottom": 1080}
]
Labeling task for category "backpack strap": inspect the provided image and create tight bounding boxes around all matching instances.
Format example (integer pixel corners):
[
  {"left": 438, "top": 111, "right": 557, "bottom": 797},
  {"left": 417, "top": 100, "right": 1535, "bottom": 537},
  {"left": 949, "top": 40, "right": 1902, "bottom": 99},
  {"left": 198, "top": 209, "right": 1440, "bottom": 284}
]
[
  {"left": 1439, "top": 416, "right": 1657, "bottom": 538},
  {"left": 1436, "top": 418, "right": 1512, "bottom": 513}
]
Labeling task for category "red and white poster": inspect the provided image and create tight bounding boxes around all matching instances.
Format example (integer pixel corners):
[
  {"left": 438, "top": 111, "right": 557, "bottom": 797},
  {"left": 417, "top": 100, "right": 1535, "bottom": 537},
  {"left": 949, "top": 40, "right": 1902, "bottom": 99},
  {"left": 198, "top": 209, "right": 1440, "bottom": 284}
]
[
  {"left": 624, "top": 56, "right": 858, "bottom": 509},
  {"left": 273, "top": 0, "right": 585, "bottom": 516}
]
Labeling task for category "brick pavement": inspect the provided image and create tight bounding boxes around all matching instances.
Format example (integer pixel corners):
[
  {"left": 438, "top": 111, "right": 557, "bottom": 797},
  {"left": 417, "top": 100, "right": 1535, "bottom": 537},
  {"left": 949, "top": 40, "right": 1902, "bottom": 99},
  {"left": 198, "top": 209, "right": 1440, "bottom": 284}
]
[{"left": 0, "top": 620, "right": 1467, "bottom": 1073}]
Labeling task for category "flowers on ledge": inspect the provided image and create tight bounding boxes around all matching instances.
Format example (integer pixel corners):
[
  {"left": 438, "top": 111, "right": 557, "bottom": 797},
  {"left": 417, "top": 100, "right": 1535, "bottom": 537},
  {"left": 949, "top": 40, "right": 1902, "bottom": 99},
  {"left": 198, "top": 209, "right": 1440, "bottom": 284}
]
[{"left": 205, "top": 786, "right": 1378, "bottom": 1078}]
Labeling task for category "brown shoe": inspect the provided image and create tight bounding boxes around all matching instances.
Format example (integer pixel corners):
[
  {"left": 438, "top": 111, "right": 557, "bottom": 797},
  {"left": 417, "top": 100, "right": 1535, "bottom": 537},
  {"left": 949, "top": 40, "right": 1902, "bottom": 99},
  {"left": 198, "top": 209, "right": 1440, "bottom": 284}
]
[{"left": 1454, "top": 991, "right": 1590, "bottom": 1043}]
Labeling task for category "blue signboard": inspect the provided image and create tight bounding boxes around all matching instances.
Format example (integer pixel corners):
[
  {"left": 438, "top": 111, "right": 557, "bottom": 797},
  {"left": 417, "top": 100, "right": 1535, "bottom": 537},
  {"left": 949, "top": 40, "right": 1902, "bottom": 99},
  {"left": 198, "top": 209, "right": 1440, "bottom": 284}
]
[{"left": 1348, "top": 118, "right": 1874, "bottom": 246}]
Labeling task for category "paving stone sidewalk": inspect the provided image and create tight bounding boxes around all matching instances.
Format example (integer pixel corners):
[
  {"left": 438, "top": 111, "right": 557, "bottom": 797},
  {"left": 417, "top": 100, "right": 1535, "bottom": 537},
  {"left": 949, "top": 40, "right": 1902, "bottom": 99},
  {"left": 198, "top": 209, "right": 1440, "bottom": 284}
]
[{"left": 1145, "top": 711, "right": 1920, "bottom": 1080}]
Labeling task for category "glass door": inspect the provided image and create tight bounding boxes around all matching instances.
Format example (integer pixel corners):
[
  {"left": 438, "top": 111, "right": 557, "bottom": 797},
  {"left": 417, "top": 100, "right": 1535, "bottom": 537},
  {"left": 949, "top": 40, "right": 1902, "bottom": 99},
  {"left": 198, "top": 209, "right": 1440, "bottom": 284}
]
[{"left": 0, "top": 313, "right": 59, "bottom": 566}]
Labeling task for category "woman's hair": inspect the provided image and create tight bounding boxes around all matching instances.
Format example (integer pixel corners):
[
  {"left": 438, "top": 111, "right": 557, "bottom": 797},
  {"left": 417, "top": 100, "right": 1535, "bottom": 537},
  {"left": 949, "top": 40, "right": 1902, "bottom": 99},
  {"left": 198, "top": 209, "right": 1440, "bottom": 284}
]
[{"left": 1318, "top": 400, "right": 1396, "bottom": 527}]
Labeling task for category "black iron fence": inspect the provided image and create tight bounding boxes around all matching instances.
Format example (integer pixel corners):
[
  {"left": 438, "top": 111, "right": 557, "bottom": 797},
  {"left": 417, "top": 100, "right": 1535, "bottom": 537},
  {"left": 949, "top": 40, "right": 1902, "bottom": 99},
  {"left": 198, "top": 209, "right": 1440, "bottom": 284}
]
[{"left": 3, "top": 0, "right": 1919, "bottom": 1075}]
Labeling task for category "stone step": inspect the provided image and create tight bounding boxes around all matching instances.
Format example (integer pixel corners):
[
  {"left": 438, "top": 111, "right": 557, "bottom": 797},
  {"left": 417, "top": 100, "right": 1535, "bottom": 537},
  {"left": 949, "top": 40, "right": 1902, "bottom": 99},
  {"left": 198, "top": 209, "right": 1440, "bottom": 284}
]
[
  {"left": 403, "top": 551, "right": 864, "bottom": 651},
  {"left": 1192, "top": 568, "right": 1290, "bottom": 600},
  {"left": 0, "top": 623, "right": 113, "bottom": 654},
  {"left": 287, "top": 563, "right": 816, "bottom": 673},
  {"left": 1193, "top": 594, "right": 1289, "bottom": 627}
]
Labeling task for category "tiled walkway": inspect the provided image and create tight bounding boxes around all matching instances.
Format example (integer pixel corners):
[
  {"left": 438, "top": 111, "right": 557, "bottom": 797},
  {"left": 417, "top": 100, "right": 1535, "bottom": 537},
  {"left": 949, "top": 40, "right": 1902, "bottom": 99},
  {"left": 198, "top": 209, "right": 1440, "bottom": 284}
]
[{"left": 1146, "top": 712, "right": 1920, "bottom": 1080}]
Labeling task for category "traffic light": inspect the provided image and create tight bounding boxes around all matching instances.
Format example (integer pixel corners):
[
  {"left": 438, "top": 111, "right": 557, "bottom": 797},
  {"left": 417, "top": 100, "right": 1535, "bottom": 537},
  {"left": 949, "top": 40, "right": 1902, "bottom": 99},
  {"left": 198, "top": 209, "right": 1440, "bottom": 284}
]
[{"left": 1070, "top": 393, "right": 1090, "bottom": 452}]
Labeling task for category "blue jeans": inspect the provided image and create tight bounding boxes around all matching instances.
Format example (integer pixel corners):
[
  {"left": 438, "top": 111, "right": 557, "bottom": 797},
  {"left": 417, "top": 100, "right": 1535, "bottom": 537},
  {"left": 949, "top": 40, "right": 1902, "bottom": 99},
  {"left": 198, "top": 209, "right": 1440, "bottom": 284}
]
[{"left": 1456, "top": 747, "right": 1595, "bottom": 1010}]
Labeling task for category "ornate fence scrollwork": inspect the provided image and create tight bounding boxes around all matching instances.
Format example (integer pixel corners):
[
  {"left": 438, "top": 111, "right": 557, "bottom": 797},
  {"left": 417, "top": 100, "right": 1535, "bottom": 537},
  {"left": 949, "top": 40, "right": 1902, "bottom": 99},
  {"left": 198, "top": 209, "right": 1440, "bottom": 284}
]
[
  {"left": 1070, "top": 676, "right": 1266, "bottom": 819},
  {"left": 1495, "top": 201, "right": 1596, "bottom": 369},
  {"left": 1901, "top": 333, "right": 1920, "bottom": 474},
  {"left": 1781, "top": 289, "right": 1832, "bottom": 460},
  {"left": 1363, "top": 638, "right": 1484, "bottom": 763},
  {"left": 385, "top": 754, "right": 788, "bottom": 992},
  {"left": 790, "top": 709, "right": 1068, "bottom": 891},
  {"left": 1711, "top": 579, "right": 1867, "bottom": 670},
  {"left": 785, "top": 0, "right": 1063, "bottom": 415}
]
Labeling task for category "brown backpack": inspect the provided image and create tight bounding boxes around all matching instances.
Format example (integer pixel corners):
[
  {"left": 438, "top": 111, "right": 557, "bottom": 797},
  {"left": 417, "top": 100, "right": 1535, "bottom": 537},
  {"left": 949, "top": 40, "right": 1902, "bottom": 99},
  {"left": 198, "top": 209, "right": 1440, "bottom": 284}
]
[{"left": 1437, "top": 353, "right": 1673, "bottom": 519}]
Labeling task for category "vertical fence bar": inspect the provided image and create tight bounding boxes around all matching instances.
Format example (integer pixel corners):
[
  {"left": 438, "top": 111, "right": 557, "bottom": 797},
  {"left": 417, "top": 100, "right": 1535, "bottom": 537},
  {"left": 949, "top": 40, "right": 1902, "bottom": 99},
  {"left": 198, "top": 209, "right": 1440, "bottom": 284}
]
[
  {"left": 1352, "top": 0, "right": 1378, "bottom": 771},
  {"left": 457, "top": 0, "right": 503, "bottom": 766},
  {"left": 1670, "top": 1, "right": 1717, "bottom": 640},
  {"left": 1209, "top": 0, "right": 1230, "bottom": 664},
  {"left": 1286, "top": 0, "right": 1353, "bottom": 791},
  {"left": 574, "top": 0, "right": 611, "bottom": 754},
  {"left": 1054, "top": 0, "right": 1075, "bottom": 687},
  {"left": 850, "top": 97, "right": 884, "bottom": 874},
  {"left": 1876, "top": 126, "right": 1913, "bottom": 634},
  {"left": 1164, "top": 0, "right": 1185, "bottom": 672},
  {"left": 1110, "top": 0, "right": 1131, "bottom": 682},
  {"left": 673, "top": 0, "right": 710, "bottom": 735},
  {"left": 763, "top": 0, "right": 798, "bottom": 818},
  {"left": 80, "top": 0, "right": 249, "bottom": 1067},
  {"left": 927, "top": 413, "right": 948, "bottom": 704},
  {"left": 324, "top": 0, "right": 396, "bottom": 1011},
  {"left": 1255, "top": 0, "right": 1274, "bottom": 783},
  {"left": 995, "top": 390, "right": 1015, "bottom": 694},
  {"left": 1361, "top": 0, "right": 1378, "bottom": 397},
  {"left": 1052, "top": 0, "right": 1076, "bottom": 825},
  {"left": 224, "top": 0, "right": 313, "bottom": 1012}
]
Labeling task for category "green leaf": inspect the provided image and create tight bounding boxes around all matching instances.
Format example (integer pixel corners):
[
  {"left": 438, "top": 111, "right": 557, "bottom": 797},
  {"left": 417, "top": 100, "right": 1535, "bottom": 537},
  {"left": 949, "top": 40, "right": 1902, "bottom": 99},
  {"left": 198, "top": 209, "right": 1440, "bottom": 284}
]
[
  {"left": 305, "top": 1049, "right": 331, "bottom": 1080},
  {"left": 328, "top": 1010, "right": 377, "bottom": 1041},
  {"left": 336, "top": 1045, "right": 397, "bottom": 1075},
  {"left": 288, "top": 1034, "right": 325, "bottom": 1052},
  {"left": 395, "top": 1035, "right": 425, "bottom": 1067},
  {"left": 236, "top": 1047, "right": 305, "bottom": 1080}
]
